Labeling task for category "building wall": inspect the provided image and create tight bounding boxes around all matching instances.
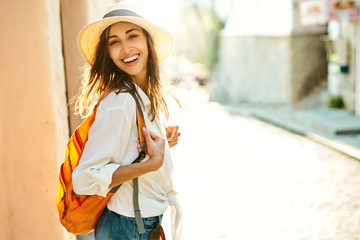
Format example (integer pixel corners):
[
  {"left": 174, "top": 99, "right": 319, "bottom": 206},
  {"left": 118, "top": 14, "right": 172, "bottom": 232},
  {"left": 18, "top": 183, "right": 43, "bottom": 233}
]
[
  {"left": 212, "top": 36, "right": 292, "bottom": 104},
  {"left": 0, "top": 0, "right": 68, "bottom": 239},
  {"left": 61, "top": 0, "right": 90, "bottom": 133},
  {"left": 61, "top": 0, "right": 115, "bottom": 134},
  {"left": 356, "top": 22, "right": 360, "bottom": 116},
  {"left": 222, "top": 0, "right": 293, "bottom": 37},
  {"left": 290, "top": 34, "right": 328, "bottom": 104},
  {"left": 338, "top": 21, "right": 356, "bottom": 112},
  {"left": 212, "top": 34, "right": 327, "bottom": 105},
  {"left": 325, "top": 20, "right": 357, "bottom": 113},
  {"left": 0, "top": 0, "right": 116, "bottom": 239},
  {"left": 212, "top": 0, "right": 327, "bottom": 106}
]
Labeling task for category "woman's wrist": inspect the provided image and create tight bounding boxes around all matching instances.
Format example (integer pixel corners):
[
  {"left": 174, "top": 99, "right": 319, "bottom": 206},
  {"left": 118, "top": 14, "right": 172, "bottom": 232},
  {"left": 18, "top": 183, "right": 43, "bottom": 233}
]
[{"left": 140, "top": 156, "right": 163, "bottom": 172}]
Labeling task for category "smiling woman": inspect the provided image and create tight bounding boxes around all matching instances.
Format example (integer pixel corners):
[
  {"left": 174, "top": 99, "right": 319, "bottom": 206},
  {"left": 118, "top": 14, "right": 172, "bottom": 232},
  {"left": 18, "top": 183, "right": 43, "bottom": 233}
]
[
  {"left": 70, "top": 1, "right": 183, "bottom": 240},
  {"left": 107, "top": 23, "right": 149, "bottom": 88}
]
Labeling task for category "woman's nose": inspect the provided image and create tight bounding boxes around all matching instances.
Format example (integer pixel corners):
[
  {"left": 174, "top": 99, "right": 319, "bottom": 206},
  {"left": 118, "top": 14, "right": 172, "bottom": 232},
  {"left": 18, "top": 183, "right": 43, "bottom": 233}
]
[{"left": 121, "top": 41, "right": 133, "bottom": 54}]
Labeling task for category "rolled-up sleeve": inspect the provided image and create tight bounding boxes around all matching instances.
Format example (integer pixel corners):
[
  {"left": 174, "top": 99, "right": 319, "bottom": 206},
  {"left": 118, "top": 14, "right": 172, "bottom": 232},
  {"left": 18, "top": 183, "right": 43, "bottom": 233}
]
[{"left": 72, "top": 104, "right": 132, "bottom": 197}]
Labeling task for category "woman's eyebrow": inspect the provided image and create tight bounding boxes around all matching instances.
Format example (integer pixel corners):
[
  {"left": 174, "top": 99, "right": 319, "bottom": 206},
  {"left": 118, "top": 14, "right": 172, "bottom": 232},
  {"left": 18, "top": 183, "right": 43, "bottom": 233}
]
[
  {"left": 126, "top": 28, "right": 140, "bottom": 34},
  {"left": 108, "top": 28, "right": 140, "bottom": 39}
]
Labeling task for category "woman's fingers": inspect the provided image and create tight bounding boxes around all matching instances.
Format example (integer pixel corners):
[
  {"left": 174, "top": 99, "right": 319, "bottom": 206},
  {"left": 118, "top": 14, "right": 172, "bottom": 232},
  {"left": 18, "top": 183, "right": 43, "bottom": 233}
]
[
  {"left": 137, "top": 143, "right": 147, "bottom": 153},
  {"left": 167, "top": 133, "right": 181, "bottom": 142},
  {"left": 170, "top": 126, "right": 177, "bottom": 138},
  {"left": 143, "top": 126, "right": 180, "bottom": 150},
  {"left": 141, "top": 128, "right": 166, "bottom": 171},
  {"left": 166, "top": 126, "right": 178, "bottom": 138},
  {"left": 142, "top": 127, "right": 150, "bottom": 140},
  {"left": 171, "top": 126, "right": 179, "bottom": 138},
  {"left": 168, "top": 140, "right": 178, "bottom": 148},
  {"left": 149, "top": 132, "right": 161, "bottom": 141},
  {"left": 166, "top": 126, "right": 180, "bottom": 139},
  {"left": 142, "top": 128, "right": 165, "bottom": 151},
  {"left": 165, "top": 126, "right": 181, "bottom": 148}
]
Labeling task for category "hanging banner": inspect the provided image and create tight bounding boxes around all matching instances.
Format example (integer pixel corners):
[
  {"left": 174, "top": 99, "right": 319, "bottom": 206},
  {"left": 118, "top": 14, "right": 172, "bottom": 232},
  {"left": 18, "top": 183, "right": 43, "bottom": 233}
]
[
  {"left": 299, "top": 0, "right": 327, "bottom": 26},
  {"left": 328, "top": 0, "right": 360, "bottom": 21}
]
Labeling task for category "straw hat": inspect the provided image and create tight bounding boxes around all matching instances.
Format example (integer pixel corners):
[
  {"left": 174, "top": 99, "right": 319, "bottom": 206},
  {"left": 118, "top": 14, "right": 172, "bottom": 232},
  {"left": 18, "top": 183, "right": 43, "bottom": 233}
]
[{"left": 77, "top": 0, "right": 173, "bottom": 65}]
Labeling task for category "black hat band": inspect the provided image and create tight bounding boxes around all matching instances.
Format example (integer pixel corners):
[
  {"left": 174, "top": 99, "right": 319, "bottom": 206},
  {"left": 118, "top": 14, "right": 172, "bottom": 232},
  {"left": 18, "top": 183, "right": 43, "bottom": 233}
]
[{"left": 103, "top": 9, "right": 143, "bottom": 19}]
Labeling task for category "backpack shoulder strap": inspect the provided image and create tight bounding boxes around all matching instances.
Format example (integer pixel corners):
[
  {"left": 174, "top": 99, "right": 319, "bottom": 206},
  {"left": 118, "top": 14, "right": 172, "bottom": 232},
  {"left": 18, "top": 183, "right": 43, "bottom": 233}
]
[
  {"left": 110, "top": 86, "right": 147, "bottom": 234},
  {"left": 113, "top": 86, "right": 146, "bottom": 155},
  {"left": 127, "top": 89, "right": 146, "bottom": 158}
]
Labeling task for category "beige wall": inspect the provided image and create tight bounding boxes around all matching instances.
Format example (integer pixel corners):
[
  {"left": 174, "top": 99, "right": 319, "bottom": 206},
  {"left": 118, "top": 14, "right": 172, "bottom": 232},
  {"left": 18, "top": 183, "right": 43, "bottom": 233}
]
[
  {"left": 213, "top": 0, "right": 328, "bottom": 106},
  {"left": 0, "top": 0, "right": 69, "bottom": 239},
  {"left": 212, "top": 34, "right": 327, "bottom": 105},
  {"left": 212, "top": 0, "right": 329, "bottom": 107},
  {"left": 61, "top": 0, "right": 90, "bottom": 133},
  {"left": 61, "top": 0, "right": 115, "bottom": 134},
  {"left": 290, "top": 34, "right": 328, "bottom": 104},
  {"left": 0, "top": 0, "right": 117, "bottom": 239},
  {"left": 338, "top": 21, "right": 356, "bottom": 112}
]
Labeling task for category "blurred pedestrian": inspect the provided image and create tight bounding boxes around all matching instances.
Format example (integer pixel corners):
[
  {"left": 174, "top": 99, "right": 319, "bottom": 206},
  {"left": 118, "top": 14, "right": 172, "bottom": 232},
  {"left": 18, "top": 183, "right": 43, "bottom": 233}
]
[{"left": 71, "top": 1, "right": 182, "bottom": 239}]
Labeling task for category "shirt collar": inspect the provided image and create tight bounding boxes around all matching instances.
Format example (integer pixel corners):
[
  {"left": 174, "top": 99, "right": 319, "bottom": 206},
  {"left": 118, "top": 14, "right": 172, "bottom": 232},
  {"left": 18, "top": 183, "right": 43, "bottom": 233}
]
[{"left": 134, "top": 83, "right": 151, "bottom": 107}]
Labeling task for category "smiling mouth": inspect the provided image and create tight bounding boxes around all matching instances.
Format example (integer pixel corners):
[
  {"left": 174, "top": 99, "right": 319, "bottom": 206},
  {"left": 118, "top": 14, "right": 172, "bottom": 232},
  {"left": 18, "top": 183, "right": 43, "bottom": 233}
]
[{"left": 122, "top": 54, "right": 139, "bottom": 63}]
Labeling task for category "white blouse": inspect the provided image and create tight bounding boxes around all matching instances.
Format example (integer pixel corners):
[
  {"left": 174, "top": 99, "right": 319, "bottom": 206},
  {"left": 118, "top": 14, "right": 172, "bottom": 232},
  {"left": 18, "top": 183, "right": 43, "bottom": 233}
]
[{"left": 72, "top": 85, "right": 182, "bottom": 239}]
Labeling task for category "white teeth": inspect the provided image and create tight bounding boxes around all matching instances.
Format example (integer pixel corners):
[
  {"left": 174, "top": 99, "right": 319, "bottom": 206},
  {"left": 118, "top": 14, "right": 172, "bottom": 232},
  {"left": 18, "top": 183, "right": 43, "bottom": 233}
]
[{"left": 123, "top": 54, "right": 139, "bottom": 63}]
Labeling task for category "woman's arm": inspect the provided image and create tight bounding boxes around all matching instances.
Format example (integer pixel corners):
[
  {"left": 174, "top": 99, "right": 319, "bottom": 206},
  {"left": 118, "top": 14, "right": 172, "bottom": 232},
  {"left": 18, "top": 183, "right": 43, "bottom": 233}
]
[
  {"left": 109, "top": 127, "right": 165, "bottom": 189},
  {"left": 72, "top": 105, "right": 133, "bottom": 197}
]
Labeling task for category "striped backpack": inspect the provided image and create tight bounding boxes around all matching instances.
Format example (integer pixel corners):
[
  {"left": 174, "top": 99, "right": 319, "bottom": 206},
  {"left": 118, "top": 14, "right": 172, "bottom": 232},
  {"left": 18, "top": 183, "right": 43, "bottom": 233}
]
[{"left": 56, "top": 89, "right": 146, "bottom": 235}]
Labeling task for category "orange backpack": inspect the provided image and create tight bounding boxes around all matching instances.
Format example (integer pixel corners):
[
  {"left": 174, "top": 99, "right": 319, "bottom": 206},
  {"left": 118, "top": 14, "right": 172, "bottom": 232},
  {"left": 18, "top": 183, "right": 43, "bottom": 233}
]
[{"left": 56, "top": 89, "right": 146, "bottom": 235}]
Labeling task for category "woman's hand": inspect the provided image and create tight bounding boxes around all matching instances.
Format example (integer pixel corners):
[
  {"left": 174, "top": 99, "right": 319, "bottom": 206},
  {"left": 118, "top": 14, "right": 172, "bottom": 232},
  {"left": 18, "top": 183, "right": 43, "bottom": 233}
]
[
  {"left": 166, "top": 126, "right": 181, "bottom": 148},
  {"left": 141, "top": 127, "right": 165, "bottom": 171},
  {"left": 137, "top": 126, "right": 181, "bottom": 152}
]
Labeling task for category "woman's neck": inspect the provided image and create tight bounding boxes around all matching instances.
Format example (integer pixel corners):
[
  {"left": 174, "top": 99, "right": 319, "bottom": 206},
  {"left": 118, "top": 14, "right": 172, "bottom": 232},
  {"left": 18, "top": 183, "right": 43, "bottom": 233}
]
[{"left": 132, "top": 75, "right": 148, "bottom": 93}]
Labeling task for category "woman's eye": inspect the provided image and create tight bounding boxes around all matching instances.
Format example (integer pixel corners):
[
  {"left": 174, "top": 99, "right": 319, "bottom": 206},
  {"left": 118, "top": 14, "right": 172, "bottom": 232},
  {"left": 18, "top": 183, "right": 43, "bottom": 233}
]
[
  {"left": 109, "top": 40, "right": 118, "bottom": 46},
  {"left": 129, "top": 34, "right": 138, "bottom": 39}
]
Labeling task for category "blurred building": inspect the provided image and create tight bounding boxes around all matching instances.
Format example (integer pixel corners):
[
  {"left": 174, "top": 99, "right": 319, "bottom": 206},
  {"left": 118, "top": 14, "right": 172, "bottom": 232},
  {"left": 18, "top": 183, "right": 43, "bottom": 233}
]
[
  {"left": 212, "top": 0, "right": 360, "bottom": 116},
  {"left": 324, "top": 0, "right": 360, "bottom": 115}
]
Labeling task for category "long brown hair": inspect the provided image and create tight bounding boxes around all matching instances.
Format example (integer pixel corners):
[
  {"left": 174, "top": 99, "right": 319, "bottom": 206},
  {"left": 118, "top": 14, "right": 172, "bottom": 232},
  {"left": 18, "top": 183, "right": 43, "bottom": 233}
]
[{"left": 75, "top": 24, "right": 169, "bottom": 121}]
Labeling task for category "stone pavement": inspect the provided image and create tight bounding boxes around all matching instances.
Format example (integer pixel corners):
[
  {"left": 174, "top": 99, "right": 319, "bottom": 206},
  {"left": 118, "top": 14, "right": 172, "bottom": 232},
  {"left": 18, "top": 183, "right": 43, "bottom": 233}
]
[
  {"left": 163, "top": 87, "right": 360, "bottom": 239},
  {"left": 225, "top": 104, "right": 360, "bottom": 160}
]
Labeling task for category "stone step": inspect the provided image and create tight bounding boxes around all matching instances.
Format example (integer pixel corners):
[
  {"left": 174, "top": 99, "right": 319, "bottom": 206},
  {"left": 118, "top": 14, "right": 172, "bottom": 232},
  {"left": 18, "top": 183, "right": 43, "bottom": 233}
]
[{"left": 294, "top": 108, "right": 360, "bottom": 135}]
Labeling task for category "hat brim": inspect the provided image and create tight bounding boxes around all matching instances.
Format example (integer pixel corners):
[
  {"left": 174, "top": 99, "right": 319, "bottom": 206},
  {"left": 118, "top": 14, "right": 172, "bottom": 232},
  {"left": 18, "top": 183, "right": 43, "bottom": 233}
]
[{"left": 77, "top": 16, "right": 174, "bottom": 65}]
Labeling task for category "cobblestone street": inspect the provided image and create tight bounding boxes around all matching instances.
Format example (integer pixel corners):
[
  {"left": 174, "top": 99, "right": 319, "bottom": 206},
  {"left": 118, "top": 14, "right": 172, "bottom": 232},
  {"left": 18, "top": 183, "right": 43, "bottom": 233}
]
[{"left": 162, "top": 86, "right": 360, "bottom": 240}]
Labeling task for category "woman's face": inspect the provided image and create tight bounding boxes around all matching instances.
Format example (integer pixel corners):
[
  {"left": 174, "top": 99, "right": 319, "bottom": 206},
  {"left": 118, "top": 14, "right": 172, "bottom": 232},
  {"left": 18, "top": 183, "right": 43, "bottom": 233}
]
[{"left": 107, "top": 22, "right": 149, "bottom": 81}]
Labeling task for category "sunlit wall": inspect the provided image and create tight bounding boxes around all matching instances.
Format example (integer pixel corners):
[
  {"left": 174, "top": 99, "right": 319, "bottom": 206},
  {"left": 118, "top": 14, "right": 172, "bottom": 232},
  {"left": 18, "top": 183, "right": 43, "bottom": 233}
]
[{"left": 213, "top": 0, "right": 327, "bottom": 105}]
